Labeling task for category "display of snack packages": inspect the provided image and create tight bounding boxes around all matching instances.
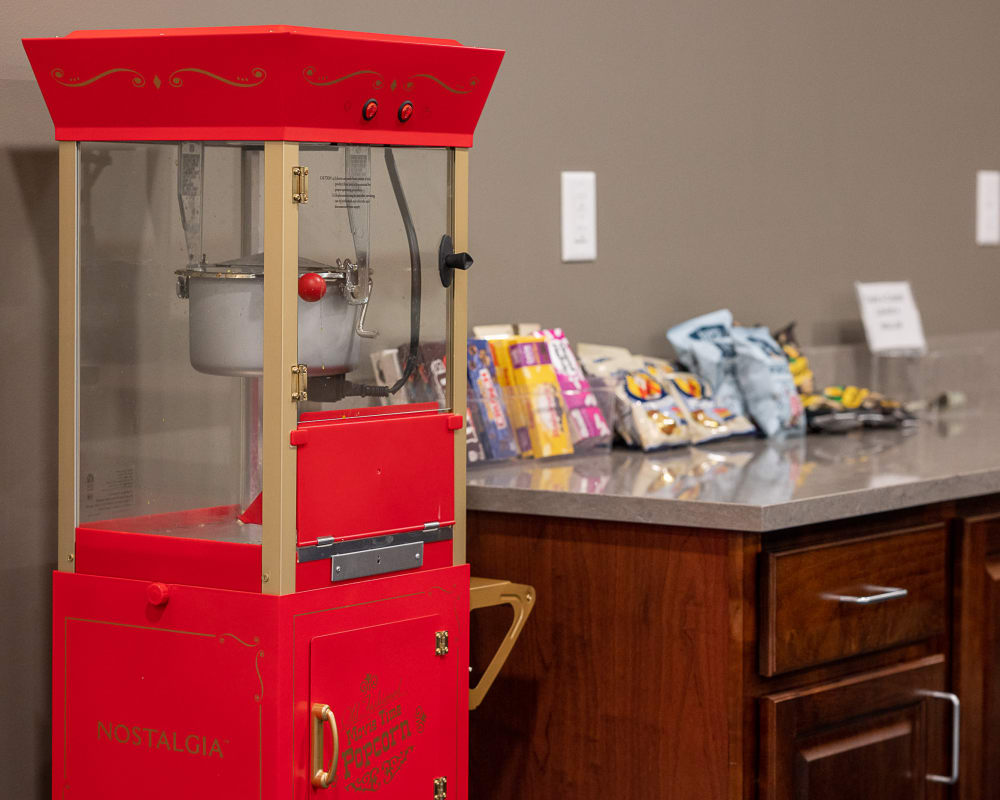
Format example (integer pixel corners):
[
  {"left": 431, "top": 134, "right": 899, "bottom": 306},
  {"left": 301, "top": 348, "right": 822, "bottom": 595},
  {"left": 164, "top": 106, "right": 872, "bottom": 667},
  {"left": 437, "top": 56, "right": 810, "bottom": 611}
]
[
  {"left": 667, "top": 309, "right": 750, "bottom": 423},
  {"left": 669, "top": 371, "right": 754, "bottom": 443},
  {"left": 538, "top": 329, "right": 611, "bottom": 451},
  {"left": 467, "top": 339, "right": 519, "bottom": 461},
  {"left": 732, "top": 326, "right": 805, "bottom": 437},
  {"left": 505, "top": 338, "right": 575, "bottom": 459},
  {"left": 578, "top": 344, "right": 692, "bottom": 451}
]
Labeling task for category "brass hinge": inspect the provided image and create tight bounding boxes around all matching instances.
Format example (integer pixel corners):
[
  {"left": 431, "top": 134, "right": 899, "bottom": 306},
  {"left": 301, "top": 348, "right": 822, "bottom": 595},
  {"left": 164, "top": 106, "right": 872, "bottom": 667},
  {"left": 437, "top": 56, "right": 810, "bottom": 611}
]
[
  {"left": 433, "top": 777, "right": 447, "bottom": 799},
  {"left": 291, "top": 364, "right": 308, "bottom": 402},
  {"left": 292, "top": 166, "right": 309, "bottom": 203},
  {"left": 435, "top": 630, "right": 449, "bottom": 657}
]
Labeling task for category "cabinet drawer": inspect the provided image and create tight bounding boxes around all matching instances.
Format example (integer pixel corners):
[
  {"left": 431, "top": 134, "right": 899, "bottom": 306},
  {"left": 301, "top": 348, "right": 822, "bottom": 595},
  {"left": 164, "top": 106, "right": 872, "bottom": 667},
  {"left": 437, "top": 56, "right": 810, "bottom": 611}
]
[{"left": 760, "top": 525, "right": 947, "bottom": 676}]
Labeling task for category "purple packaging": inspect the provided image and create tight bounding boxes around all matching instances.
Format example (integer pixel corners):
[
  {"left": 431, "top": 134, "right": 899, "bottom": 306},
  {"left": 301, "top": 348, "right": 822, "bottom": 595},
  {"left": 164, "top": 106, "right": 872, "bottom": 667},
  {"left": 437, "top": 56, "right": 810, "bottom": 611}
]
[{"left": 540, "top": 329, "right": 612, "bottom": 449}]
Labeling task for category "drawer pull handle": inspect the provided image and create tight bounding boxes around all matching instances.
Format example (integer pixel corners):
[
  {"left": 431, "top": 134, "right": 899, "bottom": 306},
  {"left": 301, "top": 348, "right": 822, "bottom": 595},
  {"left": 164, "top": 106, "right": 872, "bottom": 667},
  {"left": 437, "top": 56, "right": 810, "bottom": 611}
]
[
  {"left": 822, "top": 585, "right": 908, "bottom": 605},
  {"left": 311, "top": 703, "right": 339, "bottom": 789},
  {"left": 918, "top": 690, "right": 960, "bottom": 785}
]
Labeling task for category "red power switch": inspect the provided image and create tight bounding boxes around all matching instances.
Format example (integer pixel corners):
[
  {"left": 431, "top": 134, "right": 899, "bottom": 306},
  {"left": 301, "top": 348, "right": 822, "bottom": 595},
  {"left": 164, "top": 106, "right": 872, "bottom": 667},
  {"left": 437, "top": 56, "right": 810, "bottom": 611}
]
[
  {"left": 398, "top": 101, "right": 414, "bottom": 122},
  {"left": 362, "top": 99, "right": 378, "bottom": 121}
]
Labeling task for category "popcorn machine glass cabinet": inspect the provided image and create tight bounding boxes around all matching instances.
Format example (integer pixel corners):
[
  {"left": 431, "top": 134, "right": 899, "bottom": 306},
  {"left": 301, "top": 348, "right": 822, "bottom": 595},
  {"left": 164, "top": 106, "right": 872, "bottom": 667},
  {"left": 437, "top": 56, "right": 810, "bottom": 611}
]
[
  {"left": 77, "top": 141, "right": 453, "bottom": 546},
  {"left": 295, "top": 144, "right": 450, "bottom": 411},
  {"left": 78, "top": 142, "right": 259, "bottom": 542}
]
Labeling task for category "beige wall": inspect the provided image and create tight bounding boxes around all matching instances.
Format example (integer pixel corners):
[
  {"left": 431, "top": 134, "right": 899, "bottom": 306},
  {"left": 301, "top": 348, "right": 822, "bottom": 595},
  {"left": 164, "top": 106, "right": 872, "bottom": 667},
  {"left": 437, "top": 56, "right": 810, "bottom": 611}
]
[{"left": 4, "top": 2, "right": 1000, "bottom": 794}]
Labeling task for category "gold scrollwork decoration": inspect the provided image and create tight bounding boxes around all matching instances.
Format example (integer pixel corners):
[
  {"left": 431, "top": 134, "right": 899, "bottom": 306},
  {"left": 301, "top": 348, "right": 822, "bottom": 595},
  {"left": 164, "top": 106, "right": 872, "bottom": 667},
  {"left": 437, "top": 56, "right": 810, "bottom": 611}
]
[
  {"left": 218, "top": 633, "right": 261, "bottom": 648},
  {"left": 51, "top": 67, "right": 145, "bottom": 88},
  {"left": 303, "top": 67, "right": 385, "bottom": 88},
  {"left": 253, "top": 650, "right": 264, "bottom": 703},
  {"left": 168, "top": 67, "right": 267, "bottom": 88},
  {"left": 406, "top": 73, "right": 478, "bottom": 94}
]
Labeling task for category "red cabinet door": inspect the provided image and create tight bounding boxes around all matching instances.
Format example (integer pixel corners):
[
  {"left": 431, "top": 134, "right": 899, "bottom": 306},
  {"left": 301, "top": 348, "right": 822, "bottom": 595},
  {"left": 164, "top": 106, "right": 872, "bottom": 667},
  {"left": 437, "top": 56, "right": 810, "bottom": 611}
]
[
  {"left": 309, "top": 614, "right": 456, "bottom": 797},
  {"left": 296, "top": 565, "right": 469, "bottom": 800}
]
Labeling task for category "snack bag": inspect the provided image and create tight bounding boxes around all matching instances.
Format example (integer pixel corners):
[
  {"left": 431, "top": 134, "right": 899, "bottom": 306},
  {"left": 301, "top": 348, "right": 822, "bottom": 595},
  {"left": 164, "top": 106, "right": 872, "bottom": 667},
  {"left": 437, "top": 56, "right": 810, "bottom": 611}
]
[
  {"left": 465, "top": 409, "right": 487, "bottom": 463},
  {"left": 507, "top": 339, "right": 575, "bottom": 459},
  {"left": 577, "top": 342, "right": 647, "bottom": 378},
  {"left": 669, "top": 371, "right": 752, "bottom": 443},
  {"left": 667, "top": 310, "right": 749, "bottom": 422},
  {"left": 772, "top": 322, "right": 815, "bottom": 394},
  {"left": 467, "top": 339, "right": 519, "bottom": 461},
  {"left": 618, "top": 363, "right": 693, "bottom": 451},
  {"left": 395, "top": 342, "right": 441, "bottom": 404},
  {"left": 732, "top": 326, "right": 805, "bottom": 437},
  {"left": 489, "top": 337, "right": 534, "bottom": 457},
  {"left": 539, "top": 329, "right": 611, "bottom": 450}
]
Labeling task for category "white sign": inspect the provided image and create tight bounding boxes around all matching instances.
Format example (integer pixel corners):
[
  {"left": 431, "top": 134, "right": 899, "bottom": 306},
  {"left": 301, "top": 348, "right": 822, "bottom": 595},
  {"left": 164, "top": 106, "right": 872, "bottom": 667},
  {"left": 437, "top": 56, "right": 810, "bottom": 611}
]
[{"left": 855, "top": 281, "right": 927, "bottom": 355}]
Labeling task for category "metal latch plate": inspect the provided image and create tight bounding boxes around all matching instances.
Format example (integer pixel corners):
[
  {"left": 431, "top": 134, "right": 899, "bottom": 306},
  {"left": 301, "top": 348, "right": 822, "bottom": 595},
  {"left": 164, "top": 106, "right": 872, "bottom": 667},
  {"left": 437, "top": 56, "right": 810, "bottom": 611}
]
[
  {"left": 433, "top": 777, "right": 447, "bottom": 799},
  {"left": 331, "top": 541, "right": 423, "bottom": 582}
]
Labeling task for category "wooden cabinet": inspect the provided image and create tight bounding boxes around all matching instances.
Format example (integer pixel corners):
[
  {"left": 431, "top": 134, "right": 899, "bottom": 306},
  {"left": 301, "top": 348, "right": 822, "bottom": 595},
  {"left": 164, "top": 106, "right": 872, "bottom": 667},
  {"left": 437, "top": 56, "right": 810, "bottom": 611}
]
[
  {"left": 760, "top": 657, "right": 949, "bottom": 800},
  {"left": 952, "top": 510, "right": 1000, "bottom": 800},
  {"left": 468, "top": 500, "right": 993, "bottom": 800}
]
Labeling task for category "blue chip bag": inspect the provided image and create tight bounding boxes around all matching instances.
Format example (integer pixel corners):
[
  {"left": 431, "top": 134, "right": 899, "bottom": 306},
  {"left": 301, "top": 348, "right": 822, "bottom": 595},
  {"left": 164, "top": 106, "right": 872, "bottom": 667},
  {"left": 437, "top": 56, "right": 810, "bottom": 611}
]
[
  {"left": 667, "top": 309, "right": 751, "bottom": 426},
  {"left": 732, "top": 326, "right": 805, "bottom": 437}
]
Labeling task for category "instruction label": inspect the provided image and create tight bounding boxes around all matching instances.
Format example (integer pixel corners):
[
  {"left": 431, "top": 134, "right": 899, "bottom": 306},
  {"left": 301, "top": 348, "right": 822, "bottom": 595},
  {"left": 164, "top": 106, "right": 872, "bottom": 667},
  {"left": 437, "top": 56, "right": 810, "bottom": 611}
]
[{"left": 320, "top": 174, "right": 375, "bottom": 209}]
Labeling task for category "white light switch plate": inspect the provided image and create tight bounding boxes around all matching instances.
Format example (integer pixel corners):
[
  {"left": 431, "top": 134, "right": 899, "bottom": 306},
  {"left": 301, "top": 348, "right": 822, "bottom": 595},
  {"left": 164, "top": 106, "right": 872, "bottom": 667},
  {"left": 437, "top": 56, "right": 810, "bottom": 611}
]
[
  {"left": 561, "top": 171, "right": 597, "bottom": 261},
  {"left": 976, "top": 170, "right": 1000, "bottom": 245}
]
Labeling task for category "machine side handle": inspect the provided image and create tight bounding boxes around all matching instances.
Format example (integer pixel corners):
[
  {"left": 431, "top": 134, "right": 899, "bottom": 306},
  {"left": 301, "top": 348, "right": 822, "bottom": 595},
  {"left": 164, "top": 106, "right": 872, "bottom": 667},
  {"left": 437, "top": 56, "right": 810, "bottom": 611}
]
[
  {"left": 311, "top": 703, "right": 340, "bottom": 789},
  {"left": 469, "top": 577, "right": 535, "bottom": 711}
]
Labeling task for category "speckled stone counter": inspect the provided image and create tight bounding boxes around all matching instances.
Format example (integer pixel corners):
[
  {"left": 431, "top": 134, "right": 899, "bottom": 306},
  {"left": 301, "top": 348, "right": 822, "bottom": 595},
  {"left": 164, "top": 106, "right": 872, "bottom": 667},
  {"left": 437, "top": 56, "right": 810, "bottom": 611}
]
[{"left": 467, "top": 412, "right": 1000, "bottom": 531}]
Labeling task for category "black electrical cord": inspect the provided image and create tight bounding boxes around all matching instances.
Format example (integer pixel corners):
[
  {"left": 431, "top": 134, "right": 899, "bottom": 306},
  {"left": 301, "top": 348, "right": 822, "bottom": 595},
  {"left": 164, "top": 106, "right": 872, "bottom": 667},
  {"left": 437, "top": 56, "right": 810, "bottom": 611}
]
[
  {"left": 383, "top": 146, "right": 421, "bottom": 395},
  {"left": 317, "top": 147, "right": 421, "bottom": 401}
]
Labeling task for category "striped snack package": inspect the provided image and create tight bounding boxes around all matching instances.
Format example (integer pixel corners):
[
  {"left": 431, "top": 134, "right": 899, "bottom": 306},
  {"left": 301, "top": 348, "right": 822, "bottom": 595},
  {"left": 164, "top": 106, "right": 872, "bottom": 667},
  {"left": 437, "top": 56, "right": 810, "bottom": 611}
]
[{"left": 539, "top": 329, "right": 612, "bottom": 451}]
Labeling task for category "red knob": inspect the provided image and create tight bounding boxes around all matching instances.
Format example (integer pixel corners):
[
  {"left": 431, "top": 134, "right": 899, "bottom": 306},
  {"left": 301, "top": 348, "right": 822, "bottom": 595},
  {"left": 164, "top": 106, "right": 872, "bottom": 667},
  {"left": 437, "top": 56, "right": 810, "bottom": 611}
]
[
  {"left": 298, "top": 272, "right": 327, "bottom": 302},
  {"left": 146, "top": 582, "right": 170, "bottom": 607}
]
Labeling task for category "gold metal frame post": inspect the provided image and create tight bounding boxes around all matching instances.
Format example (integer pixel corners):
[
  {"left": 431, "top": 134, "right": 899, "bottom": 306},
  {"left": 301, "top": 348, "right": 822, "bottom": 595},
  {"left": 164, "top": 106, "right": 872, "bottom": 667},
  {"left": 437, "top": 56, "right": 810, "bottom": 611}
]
[
  {"left": 447, "top": 148, "right": 470, "bottom": 567},
  {"left": 262, "top": 141, "right": 300, "bottom": 595},
  {"left": 58, "top": 141, "right": 79, "bottom": 571}
]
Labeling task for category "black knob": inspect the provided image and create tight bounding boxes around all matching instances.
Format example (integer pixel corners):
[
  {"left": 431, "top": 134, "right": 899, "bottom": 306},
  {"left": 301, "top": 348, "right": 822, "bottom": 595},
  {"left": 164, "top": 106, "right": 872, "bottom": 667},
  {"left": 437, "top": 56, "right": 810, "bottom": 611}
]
[
  {"left": 438, "top": 234, "right": 475, "bottom": 287},
  {"left": 444, "top": 252, "right": 473, "bottom": 271}
]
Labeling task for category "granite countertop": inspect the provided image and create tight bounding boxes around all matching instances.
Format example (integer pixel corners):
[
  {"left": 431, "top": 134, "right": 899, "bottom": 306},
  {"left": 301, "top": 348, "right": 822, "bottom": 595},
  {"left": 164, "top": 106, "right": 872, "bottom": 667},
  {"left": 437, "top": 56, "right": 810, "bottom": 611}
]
[{"left": 466, "top": 412, "right": 1000, "bottom": 532}]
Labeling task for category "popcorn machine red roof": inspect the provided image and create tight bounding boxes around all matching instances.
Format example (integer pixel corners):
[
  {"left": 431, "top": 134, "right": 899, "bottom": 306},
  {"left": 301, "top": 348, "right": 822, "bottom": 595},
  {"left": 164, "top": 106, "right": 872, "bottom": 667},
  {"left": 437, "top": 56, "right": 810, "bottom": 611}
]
[{"left": 23, "top": 26, "right": 533, "bottom": 799}]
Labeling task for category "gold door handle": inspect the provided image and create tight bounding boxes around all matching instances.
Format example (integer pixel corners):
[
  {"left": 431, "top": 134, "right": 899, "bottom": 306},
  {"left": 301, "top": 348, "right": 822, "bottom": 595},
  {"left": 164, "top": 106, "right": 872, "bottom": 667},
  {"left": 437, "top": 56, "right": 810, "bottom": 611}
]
[
  {"left": 469, "top": 577, "right": 536, "bottom": 710},
  {"left": 311, "top": 703, "right": 339, "bottom": 789}
]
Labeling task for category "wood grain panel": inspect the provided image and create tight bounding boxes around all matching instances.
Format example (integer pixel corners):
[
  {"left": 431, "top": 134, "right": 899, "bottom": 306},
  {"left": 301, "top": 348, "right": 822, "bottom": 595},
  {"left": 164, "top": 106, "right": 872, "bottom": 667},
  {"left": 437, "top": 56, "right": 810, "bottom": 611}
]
[
  {"left": 761, "top": 525, "right": 947, "bottom": 675},
  {"left": 952, "top": 512, "right": 1000, "bottom": 800},
  {"left": 467, "top": 511, "right": 736, "bottom": 800},
  {"left": 760, "top": 656, "right": 948, "bottom": 800}
]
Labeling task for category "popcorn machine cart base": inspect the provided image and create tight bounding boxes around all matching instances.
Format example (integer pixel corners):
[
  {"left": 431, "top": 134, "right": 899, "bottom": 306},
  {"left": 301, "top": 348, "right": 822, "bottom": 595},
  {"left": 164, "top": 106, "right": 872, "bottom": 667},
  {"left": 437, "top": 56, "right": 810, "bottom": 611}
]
[{"left": 55, "top": 565, "right": 471, "bottom": 799}]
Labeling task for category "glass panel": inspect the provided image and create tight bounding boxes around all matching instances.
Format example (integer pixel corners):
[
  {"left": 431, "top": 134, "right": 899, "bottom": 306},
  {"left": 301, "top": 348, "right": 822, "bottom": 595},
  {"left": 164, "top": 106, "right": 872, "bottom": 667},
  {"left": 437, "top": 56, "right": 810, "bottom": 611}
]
[
  {"left": 296, "top": 145, "right": 451, "bottom": 413},
  {"left": 78, "top": 142, "right": 263, "bottom": 543}
]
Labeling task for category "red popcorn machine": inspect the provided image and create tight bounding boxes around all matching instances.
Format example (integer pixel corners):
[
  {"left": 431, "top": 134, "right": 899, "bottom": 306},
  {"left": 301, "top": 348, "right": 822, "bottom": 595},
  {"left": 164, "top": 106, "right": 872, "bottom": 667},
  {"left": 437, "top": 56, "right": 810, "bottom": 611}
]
[{"left": 23, "top": 25, "right": 533, "bottom": 799}]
